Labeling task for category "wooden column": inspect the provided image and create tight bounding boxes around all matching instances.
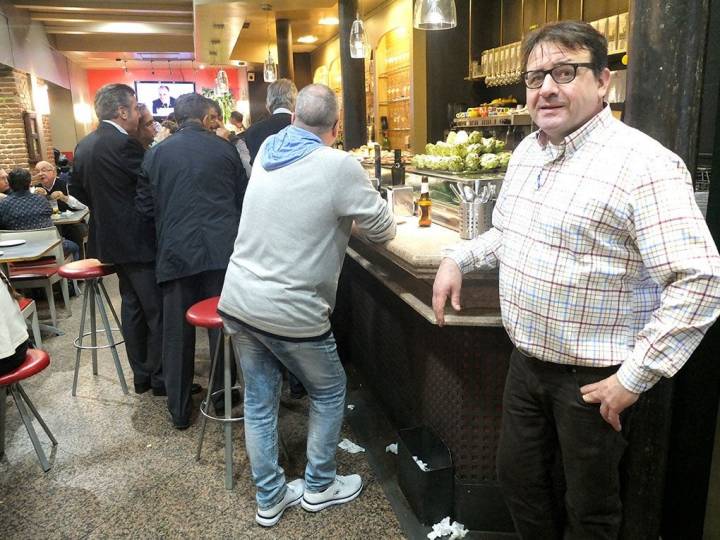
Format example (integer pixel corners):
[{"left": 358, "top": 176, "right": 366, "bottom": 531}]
[
  {"left": 623, "top": 1, "right": 716, "bottom": 538},
  {"left": 275, "top": 18, "right": 295, "bottom": 81},
  {"left": 339, "top": 0, "right": 366, "bottom": 150}
]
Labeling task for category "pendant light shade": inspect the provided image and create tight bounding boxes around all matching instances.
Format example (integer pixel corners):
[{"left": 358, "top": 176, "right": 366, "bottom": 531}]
[
  {"left": 349, "top": 15, "right": 368, "bottom": 59},
  {"left": 413, "top": 0, "right": 457, "bottom": 30},
  {"left": 263, "top": 52, "right": 278, "bottom": 82},
  {"left": 215, "top": 68, "right": 229, "bottom": 95}
]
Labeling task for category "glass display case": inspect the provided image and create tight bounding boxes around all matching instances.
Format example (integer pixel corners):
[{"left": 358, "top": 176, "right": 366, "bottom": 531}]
[{"left": 375, "top": 26, "right": 412, "bottom": 150}]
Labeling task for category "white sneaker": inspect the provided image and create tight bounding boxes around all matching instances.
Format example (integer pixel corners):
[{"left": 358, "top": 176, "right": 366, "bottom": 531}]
[
  {"left": 301, "top": 474, "right": 363, "bottom": 512},
  {"left": 255, "top": 479, "right": 304, "bottom": 527}
]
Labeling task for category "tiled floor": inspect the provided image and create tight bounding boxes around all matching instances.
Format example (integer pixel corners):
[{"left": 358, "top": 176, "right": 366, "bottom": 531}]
[{"left": 0, "top": 275, "right": 406, "bottom": 539}]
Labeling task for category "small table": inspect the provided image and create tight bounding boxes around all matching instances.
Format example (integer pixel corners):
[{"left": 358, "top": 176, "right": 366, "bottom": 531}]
[{"left": 52, "top": 207, "right": 89, "bottom": 226}]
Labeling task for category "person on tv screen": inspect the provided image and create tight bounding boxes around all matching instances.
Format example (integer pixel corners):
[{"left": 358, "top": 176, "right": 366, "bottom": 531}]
[{"left": 152, "top": 85, "right": 176, "bottom": 115}]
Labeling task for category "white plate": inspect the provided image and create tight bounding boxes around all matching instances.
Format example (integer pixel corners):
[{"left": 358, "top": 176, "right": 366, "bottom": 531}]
[{"left": 0, "top": 239, "right": 26, "bottom": 247}]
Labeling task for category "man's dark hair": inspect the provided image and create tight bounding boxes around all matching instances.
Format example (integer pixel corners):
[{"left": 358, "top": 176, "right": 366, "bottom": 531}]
[
  {"left": 230, "top": 111, "right": 243, "bottom": 123},
  {"left": 158, "top": 85, "right": 170, "bottom": 92},
  {"left": 206, "top": 98, "right": 222, "bottom": 116},
  {"left": 94, "top": 83, "right": 136, "bottom": 121},
  {"left": 8, "top": 168, "right": 31, "bottom": 192},
  {"left": 173, "top": 93, "right": 211, "bottom": 126},
  {"left": 521, "top": 20, "right": 608, "bottom": 76}
]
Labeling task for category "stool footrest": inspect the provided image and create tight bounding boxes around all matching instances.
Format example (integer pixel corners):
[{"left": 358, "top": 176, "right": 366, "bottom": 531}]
[
  {"left": 199, "top": 385, "right": 244, "bottom": 423},
  {"left": 73, "top": 328, "right": 124, "bottom": 350}
]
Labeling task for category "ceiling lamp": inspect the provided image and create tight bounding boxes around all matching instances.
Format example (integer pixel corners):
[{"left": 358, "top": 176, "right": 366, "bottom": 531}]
[
  {"left": 319, "top": 16, "right": 339, "bottom": 25},
  {"left": 349, "top": 12, "right": 368, "bottom": 58},
  {"left": 298, "top": 35, "right": 318, "bottom": 44},
  {"left": 413, "top": 0, "right": 457, "bottom": 30},
  {"left": 262, "top": 4, "right": 278, "bottom": 82},
  {"left": 215, "top": 68, "right": 229, "bottom": 95}
]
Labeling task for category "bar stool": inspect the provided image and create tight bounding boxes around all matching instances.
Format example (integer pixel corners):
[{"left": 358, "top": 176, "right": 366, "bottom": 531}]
[
  {"left": 186, "top": 296, "right": 243, "bottom": 489},
  {"left": 58, "top": 259, "right": 127, "bottom": 395},
  {"left": 0, "top": 349, "right": 57, "bottom": 471}
]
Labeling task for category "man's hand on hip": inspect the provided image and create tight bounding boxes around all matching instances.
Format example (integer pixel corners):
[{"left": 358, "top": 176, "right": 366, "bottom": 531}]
[
  {"left": 432, "top": 258, "right": 463, "bottom": 327},
  {"left": 581, "top": 374, "right": 639, "bottom": 432}
]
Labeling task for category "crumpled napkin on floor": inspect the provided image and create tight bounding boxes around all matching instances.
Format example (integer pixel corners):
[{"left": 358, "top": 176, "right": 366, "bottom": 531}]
[
  {"left": 413, "top": 455, "right": 429, "bottom": 471},
  {"left": 338, "top": 438, "right": 365, "bottom": 453},
  {"left": 427, "top": 517, "right": 468, "bottom": 539},
  {"left": 385, "top": 443, "right": 398, "bottom": 454}
]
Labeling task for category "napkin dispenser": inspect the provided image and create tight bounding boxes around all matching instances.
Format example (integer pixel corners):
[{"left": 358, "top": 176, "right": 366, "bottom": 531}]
[{"left": 385, "top": 185, "right": 414, "bottom": 217}]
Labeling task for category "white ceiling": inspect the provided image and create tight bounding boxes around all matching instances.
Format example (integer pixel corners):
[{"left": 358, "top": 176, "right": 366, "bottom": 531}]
[{"left": 11, "top": 0, "right": 388, "bottom": 68}]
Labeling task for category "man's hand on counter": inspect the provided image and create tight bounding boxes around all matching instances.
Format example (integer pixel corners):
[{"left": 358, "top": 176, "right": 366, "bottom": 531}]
[{"left": 432, "top": 258, "right": 463, "bottom": 326}]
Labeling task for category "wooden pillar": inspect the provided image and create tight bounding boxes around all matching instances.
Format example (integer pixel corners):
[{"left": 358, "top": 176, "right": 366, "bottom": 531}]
[
  {"left": 623, "top": 1, "right": 716, "bottom": 538},
  {"left": 339, "top": 0, "right": 366, "bottom": 150},
  {"left": 275, "top": 18, "right": 295, "bottom": 81}
]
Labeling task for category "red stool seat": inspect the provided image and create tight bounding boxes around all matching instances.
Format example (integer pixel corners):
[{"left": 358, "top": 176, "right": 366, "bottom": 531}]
[
  {"left": 58, "top": 259, "right": 116, "bottom": 279},
  {"left": 0, "top": 349, "right": 50, "bottom": 386},
  {"left": 186, "top": 296, "right": 223, "bottom": 329},
  {"left": 18, "top": 297, "right": 33, "bottom": 310}
]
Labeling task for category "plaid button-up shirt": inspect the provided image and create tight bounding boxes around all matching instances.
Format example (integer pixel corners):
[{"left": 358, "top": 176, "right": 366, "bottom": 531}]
[{"left": 447, "top": 106, "right": 720, "bottom": 393}]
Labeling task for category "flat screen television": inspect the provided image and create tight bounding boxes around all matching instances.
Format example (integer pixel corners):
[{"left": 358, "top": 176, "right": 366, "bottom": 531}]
[{"left": 134, "top": 81, "right": 196, "bottom": 119}]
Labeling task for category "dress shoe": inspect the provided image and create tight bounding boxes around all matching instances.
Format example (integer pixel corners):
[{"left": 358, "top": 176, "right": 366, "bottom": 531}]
[
  {"left": 213, "top": 388, "right": 242, "bottom": 416},
  {"left": 134, "top": 381, "right": 152, "bottom": 395},
  {"left": 152, "top": 383, "right": 202, "bottom": 397}
]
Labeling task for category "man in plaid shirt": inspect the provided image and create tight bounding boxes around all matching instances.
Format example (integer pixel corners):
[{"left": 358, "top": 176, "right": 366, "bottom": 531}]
[{"left": 433, "top": 21, "right": 720, "bottom": 538}]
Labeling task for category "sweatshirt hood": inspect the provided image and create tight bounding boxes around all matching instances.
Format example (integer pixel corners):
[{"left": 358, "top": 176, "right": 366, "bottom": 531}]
[{"left": 260, "top": 125, "right": 323, "bottom": 171}]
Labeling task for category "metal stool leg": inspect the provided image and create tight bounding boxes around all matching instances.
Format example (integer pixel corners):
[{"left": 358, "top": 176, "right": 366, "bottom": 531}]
[
  {"left": 72, "top": 282, "right": 91, "bottom": 396},
  {"left": 0, "top": 387, "right": 6, "bottom": 459},
  {"left": 17, "top": 384, "right": 57, "bottom": 445},
  {"left": 99, "top": 279, "right": 123, "bottom": 338},
  {"left": 10, "top": 385, "right": 51, "bottom": 472},
  {"left": 196, "top": 335, "right": 222, "bottom": 460},
  {"left": 89, "top": 281, "right": 98, "bottom": 375},
  {"left": 95, "top": 287, "right": 128, "bottom": 394},
  {"left": 223, "top": 333, "right": 234, "bottom": 490}
]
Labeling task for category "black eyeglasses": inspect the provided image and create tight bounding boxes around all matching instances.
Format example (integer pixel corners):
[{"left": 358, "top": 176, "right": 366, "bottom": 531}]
[{"left": 522, "top": 62, "right": 595, "bottom": 89}]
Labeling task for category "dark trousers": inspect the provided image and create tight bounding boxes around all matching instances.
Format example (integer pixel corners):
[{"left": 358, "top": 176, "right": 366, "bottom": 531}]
[
  {"left": 160, "top": 270, "right": 236, "bottom": 424},
  {"left": 496, "top": 348, "right": 630, "bottom": 540},
  {"left": 116, "top": 263, "right": 163, "bottom": 389},
  {"left": 0, "top": 341, "right": 29, "bottom": 376}
]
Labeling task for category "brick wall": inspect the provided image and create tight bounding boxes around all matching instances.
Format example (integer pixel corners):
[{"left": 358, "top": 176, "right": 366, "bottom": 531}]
[{"left": 0, "top": 66, "right": 54, "bottom": 171}]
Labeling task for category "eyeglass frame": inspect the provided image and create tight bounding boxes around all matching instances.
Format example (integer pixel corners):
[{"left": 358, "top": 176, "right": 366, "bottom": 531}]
[{"left": 521, "top": 62, "right": 596, "bottom": 89}]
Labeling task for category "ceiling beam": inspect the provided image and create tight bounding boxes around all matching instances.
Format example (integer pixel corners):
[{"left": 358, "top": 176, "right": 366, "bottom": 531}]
[
  {"left": 13, "top": 1, "right": 193, "bottom": 16},
  {"left": 52, "top": 34, "right": 193, "bottom": 52},
  {"left": 44, "top": 23, "right": 193, "bottom": 35},
  {"left": 29, "top": 11, "right": 193, "bottom": 24}
]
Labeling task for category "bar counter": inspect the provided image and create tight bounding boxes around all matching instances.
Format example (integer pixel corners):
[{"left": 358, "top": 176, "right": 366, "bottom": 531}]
[{"left": 338, "top": 220, "right": 515, "bottom": 532}]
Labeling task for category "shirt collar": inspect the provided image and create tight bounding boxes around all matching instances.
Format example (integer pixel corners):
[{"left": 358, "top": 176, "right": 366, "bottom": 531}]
[
  {"left": 103, "top": 120, "right": 128, "bottom": 135},
  {"left": 273, "top": 108, "right": 292, "bottom": 115},
  {"left": 535, "top": 104, "right": 612, "bottom": 160}
]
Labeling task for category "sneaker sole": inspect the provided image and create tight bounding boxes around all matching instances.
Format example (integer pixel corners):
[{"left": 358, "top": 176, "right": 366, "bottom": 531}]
[
  {"left": 301, "top": 483, "right": 363, "bottom": 512},
  {"left": 255, "top": 494, "right": 302, "bottom": 527}
]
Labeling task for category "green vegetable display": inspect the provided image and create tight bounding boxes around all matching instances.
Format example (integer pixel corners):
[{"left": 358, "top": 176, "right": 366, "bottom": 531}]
[{"left": 412, "top": 132, "right": 511, "bottom": 173}]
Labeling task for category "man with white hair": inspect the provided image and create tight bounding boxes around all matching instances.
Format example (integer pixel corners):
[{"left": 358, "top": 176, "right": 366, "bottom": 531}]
[
  {"left": 219, "top": 84, "right": 396, "bottom": 527},
  {"left": 242, "top": 78, "right": 297, "bottom": 165}
]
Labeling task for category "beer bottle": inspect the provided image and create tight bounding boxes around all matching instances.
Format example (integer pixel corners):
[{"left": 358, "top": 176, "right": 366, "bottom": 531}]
[{"left": 418, "top": 176, "right": 432, "bottom": 227}]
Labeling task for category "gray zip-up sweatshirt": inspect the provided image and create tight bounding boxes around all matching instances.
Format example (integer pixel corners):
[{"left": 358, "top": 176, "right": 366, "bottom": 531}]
[{"left": 219, "top": 144, "right": 396, "bottom": 338}]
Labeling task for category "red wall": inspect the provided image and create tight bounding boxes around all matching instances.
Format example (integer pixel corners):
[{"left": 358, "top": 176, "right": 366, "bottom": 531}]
[{"left": 86, "top": 67, "right": 243, "bottom": 104}]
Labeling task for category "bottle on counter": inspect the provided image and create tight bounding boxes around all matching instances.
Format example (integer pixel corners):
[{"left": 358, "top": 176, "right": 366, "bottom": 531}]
[
  {"left": 391, "top": 148, "right": 405, "bottom": 186},
  {"left": 418, "top": 176, "right": 432, "bottom": 227}
]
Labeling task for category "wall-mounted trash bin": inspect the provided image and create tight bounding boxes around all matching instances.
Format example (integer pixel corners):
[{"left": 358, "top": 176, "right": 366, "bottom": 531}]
[{"left": 398, "top": 426, "right": 454, "bottom": 525}]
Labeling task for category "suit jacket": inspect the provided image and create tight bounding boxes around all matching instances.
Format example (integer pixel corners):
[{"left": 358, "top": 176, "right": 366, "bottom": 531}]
[
  {"left": 70, "top": 122, "right": 156, "bottom": 264},
  {"left": 136, "top": 123, "right": 248, "bottom": 284},
  {"left": 152, "top": 97, "right": 176, "bottom": 114},
  {"left": 244, "top": 112, "right": 292, "bottom": 165}
]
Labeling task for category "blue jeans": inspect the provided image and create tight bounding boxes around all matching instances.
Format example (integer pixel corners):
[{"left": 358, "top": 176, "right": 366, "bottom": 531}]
[{"left": 223, "top": 318, "right": 347, "bottom": 509}]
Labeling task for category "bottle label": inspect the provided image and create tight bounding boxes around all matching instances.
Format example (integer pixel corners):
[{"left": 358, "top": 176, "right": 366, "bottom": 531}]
[{"left": 420, "top": 181, "right": 429, "bottom": 194}]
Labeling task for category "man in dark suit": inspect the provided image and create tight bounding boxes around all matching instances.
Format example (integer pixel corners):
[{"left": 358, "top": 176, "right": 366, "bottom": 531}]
[
  {"left": 71, "top": 83, "right": 164, "bottom": 396},
  {"left": 151, "top": 85, "right": 176, "bottom": 115},
  {"left": 242, "top": 78, "right": 297, "bottom": 165},
  {"left": 136, "top": 94, "right": 249, "bottom": 429}
]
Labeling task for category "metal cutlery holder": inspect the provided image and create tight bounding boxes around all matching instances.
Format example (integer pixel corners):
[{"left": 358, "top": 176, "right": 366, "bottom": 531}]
[{"left": 459, "top": 199, "right": 494, "bottom": 239}]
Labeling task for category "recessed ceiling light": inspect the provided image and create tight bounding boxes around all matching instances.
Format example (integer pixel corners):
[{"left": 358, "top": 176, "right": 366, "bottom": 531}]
[
  {"left": 199, "top": 64, "right": 206, "bottom": 69},
  {"left": 319, "top": 17, "right": 339, "bottom": 25},
  {"left": 297, "top": 35, "right": 318, "bottom": 44}
]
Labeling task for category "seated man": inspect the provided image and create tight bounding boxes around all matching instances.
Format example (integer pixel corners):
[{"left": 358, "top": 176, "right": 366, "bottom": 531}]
[
  {"left": 32, "top": 161, "right": 87, "bottom": 258},
  {"left": 0, "top": 168, "right": 80, "bottom": 260}
]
